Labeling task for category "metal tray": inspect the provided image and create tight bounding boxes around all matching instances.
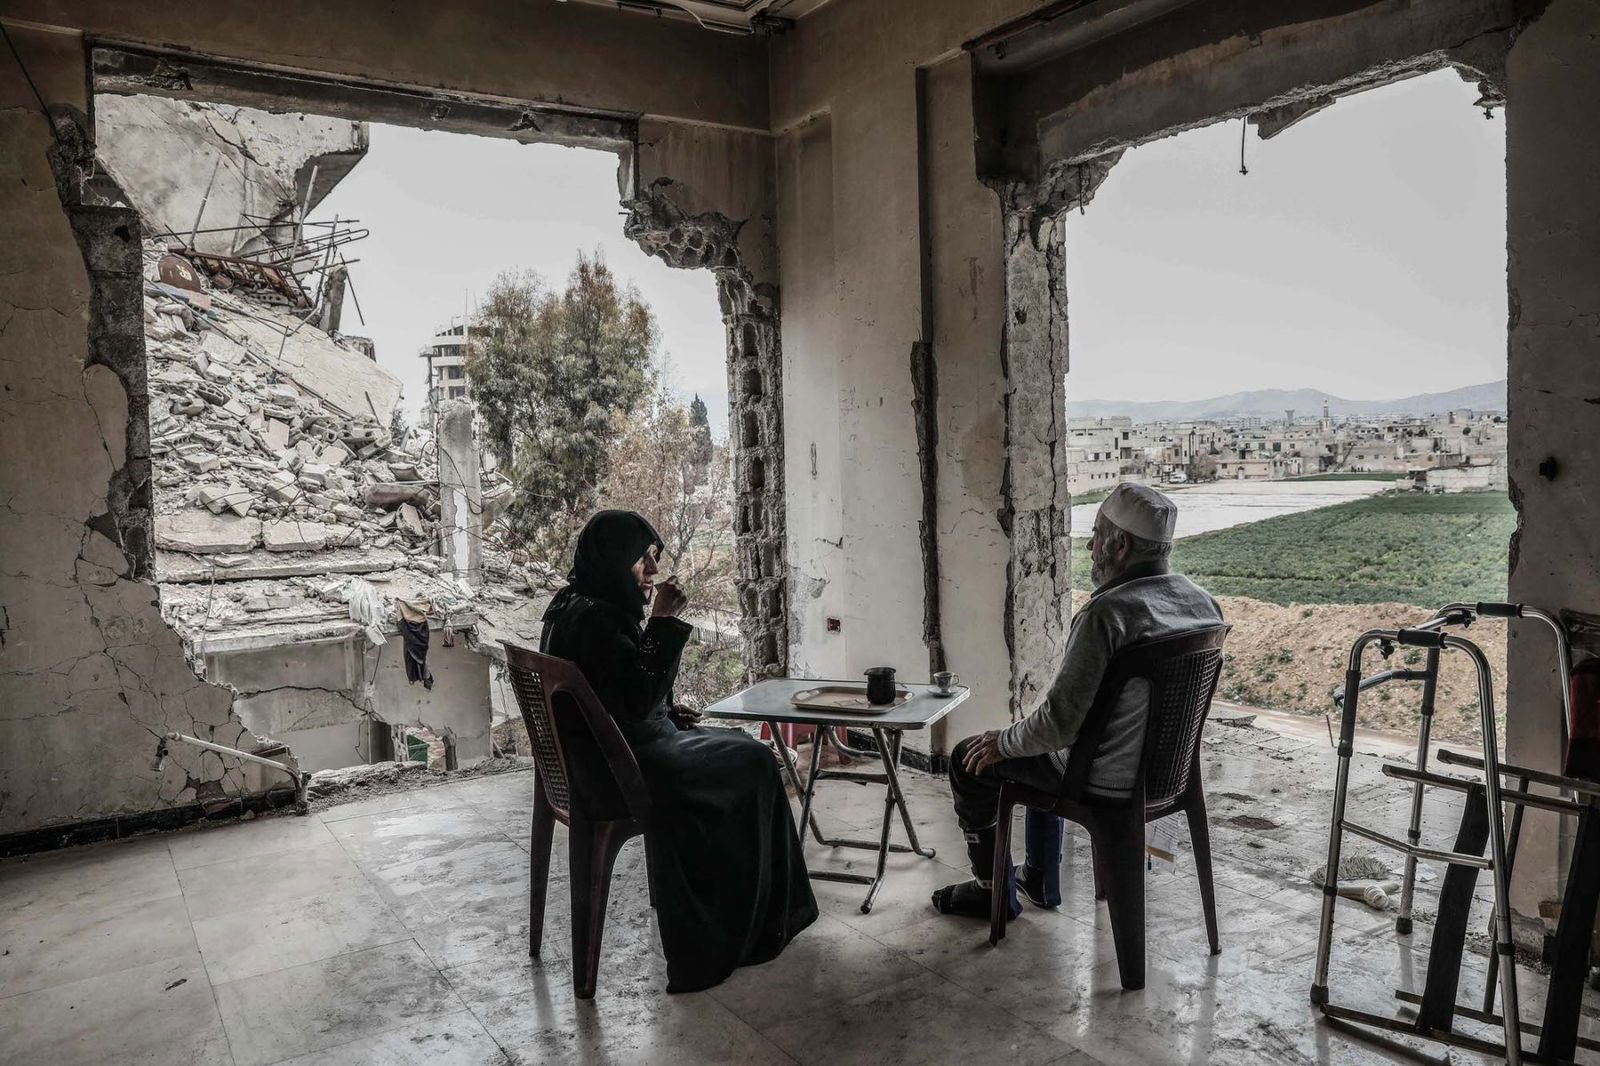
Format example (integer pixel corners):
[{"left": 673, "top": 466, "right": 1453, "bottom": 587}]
[{"left": 789, "top": 685, "right": 909, "bottom": 714}]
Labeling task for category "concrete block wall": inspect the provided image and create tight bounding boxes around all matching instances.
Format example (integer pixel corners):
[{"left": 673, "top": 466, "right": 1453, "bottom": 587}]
[{"left": 0, "top": 29, "right": 273, "bottom": 841}]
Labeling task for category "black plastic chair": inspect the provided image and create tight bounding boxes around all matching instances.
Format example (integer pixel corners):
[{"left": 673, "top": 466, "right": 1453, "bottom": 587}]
[
  {"left": 990, "top": 625, "right": 1231, "bottom": 991},
  {"left": 504, "top": 643, "right": 653, "bottom": 999}
]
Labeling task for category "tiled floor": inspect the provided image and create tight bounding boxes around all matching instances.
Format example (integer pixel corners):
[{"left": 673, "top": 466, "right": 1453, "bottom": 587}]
[{"left": 2, "top": 719, "right": 1595, "bottom": 1065}]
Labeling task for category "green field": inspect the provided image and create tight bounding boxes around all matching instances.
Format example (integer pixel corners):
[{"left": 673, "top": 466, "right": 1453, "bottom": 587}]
[{"left": 1072, "top": 492, "right": 1514, "bottom": 606}]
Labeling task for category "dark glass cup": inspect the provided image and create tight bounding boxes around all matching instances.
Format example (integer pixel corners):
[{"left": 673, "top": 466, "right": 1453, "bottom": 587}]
[{"left": 864, "top": 666, "right": 897, "bottom": 705}]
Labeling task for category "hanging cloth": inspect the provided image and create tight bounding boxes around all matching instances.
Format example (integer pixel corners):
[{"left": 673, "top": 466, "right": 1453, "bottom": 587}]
[{"left": 399, "top": 617, "right": 433, "bottom": 689}]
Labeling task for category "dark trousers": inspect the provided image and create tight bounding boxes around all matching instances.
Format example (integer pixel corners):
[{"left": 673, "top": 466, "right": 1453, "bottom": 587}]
[
  {"left": 949, "top": 736, "right": 1068, "bottom": 882},
  {"left": 949, "top": 735, "right": 1066, "bottom": 831}
]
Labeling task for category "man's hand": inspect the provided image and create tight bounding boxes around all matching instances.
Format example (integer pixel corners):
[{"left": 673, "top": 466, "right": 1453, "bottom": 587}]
[
  {"left": 962, "top": 730, "right": 1005, "bottom": 776},
  {"left": 668, "top": 704, "right": 703, "bottom": 730},
  {"left": 650, "top": 576, "right": 688, "bottom": 619}
]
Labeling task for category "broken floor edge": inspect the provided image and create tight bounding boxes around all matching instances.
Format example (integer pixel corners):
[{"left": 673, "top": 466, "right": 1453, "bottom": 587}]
[{"left": 0, "top": 757, "right": 537, "bottom": 859}]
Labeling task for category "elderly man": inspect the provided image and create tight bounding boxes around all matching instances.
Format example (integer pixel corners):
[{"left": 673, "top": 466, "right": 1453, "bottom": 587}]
[{"left": 932, "top": 483, "right": 1223, "bottom": 918}]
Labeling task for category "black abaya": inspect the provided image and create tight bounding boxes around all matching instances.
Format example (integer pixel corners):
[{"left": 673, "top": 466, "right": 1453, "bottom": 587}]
[{"left": 541, "top": 511, "right": 817, "bottom": 993}]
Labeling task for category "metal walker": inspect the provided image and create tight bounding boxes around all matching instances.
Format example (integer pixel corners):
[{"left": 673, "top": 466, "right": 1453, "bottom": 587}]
[{"left": 1309, "top": 601, "right": 1598, "bottom": 1065}]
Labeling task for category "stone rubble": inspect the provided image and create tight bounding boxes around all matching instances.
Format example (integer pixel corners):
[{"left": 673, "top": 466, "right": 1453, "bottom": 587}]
[
  {"left": 139, "top": 241, "right": 531, "bottom": 574},
  {"left": 142, "top": 239, "right": 565, "bottom": 678}
]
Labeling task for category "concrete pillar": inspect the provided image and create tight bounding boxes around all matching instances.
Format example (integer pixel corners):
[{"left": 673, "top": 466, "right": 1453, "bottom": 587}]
[
  {"left": 315, "top": 264, "right": 347, "bottom": 335},
  {"left": 922, "top": 56, "right": 1012, "bottom": 750},
  {"left": 436, "top": 399, "right": 481, "bottom": 587},
  {"left": 1502, "top": 0, "right": 1600, "bottom": 927}
]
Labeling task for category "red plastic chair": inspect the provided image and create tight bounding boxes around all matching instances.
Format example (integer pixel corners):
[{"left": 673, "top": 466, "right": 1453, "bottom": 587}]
[
  {"left": 989, "top": 625, "right": 1230, "bottom": 991},
  {"left": 504, "top": 643, "right": 653, "bottom": 999}
]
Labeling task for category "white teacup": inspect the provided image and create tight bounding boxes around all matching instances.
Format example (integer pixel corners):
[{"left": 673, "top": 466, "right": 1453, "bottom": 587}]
[{"left": 932, "top": 671, "right": 960, "bottom": 695}]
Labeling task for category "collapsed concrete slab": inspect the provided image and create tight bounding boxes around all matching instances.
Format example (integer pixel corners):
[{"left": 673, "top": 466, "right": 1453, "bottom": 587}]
[
  {"left": 155, "top": 511, "right": 262, "bottom": 553},
  {"left": 214, "top": 293, "right": 404, "bottom": 421},
  {"left": 93, "top": 95, "right": 367, "bottom": 258}
]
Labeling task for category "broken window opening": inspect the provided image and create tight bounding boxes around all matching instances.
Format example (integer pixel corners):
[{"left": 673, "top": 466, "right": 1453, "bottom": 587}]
[
  {"left": 88, "top": 72, "right": 759, "bottom": 776},
  {"left": 1060, "top": 68, "right": 1509, "bottom": 747}
]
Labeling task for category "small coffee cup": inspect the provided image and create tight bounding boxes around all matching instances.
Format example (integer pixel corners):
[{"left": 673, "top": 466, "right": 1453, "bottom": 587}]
[
  {"left": 864, "top": 666, "right": 897, "bottom": 705},
  {"left": 932, "top": 671, "right": 960, "bottom": 695}
]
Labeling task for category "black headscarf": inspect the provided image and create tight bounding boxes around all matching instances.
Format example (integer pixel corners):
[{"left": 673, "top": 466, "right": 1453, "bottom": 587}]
[{"left": 542, "top": 510, "right": 665, "bottom": 625}]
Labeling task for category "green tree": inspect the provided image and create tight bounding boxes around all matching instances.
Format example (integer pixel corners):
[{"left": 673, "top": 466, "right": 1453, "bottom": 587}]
[
  {"left": 688, "top": 393, "right": 714, "bottom": 484},
  {"left": 465, "top": 252, "right": 655, "bottom": 560}
]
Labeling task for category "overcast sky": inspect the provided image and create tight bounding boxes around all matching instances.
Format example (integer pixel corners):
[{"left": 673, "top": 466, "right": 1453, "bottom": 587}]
[
  {"left": 315, "top": 131, "right": 726, "bottom": 434},
  {"left": 314, "top": 67, "right": 1503, "bottom": 432},
  {"left": 1064, "top": 68, "right": 1507, "bottom": 403}
]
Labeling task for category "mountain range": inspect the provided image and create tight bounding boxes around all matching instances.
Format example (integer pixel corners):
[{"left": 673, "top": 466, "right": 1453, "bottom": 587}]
[{"left": 1065, "top": 380, "right": 1506, "bottom": 421}]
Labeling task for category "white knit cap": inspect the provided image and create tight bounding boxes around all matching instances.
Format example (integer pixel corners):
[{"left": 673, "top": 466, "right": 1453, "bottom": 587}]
[{"left": 1097, "top": 483, "right": 1177, "bottom": 544}]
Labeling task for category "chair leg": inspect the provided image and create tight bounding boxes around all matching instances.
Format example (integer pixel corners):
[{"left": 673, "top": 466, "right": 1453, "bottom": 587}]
[
  {"left": 644, "top": 836, "right": 658, "bottom": 910},
  {"left": 1091, "top": 840, "right": 1108, "bottom": 902},
  {"left": 529, "top": 785, "right": 555, "bottom": 958},
  {"left": 1097, "top": 825, "right": 1147, "bottom": 991},
  {"left": 989, "top": 794, "right": 1017, "bottom": 946},
  {"left": 569, "top": 819, "right": 628, "bottom": 999},
  {"left": 1184, "top": 792, "right": 1220, "bottom": 956}
]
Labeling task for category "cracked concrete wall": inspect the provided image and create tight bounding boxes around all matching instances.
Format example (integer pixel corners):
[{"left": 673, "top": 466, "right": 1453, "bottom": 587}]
[
  {"left": 1502, "top": 0, "right": 1600, "bottom": 920},
  {"left": 0, "top": 27, "right": 281, "bottom": 841},
  {"left": 207, "top": 632, "right": 493, "bottom": 774},
  {"left": 372, "top": 635, "right": 493, "bottom": 763},
  {"left": 771, "top": 0, "right": 1062, "bottom": 751}
]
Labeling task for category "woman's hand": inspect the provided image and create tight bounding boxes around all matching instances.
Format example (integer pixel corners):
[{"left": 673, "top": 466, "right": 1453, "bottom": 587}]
[
  {"left": 650, "top": 576, "right": 688, "bottom": 618},
  {"left": 669, "top": 704, "right": 703, "bottom": 730}
]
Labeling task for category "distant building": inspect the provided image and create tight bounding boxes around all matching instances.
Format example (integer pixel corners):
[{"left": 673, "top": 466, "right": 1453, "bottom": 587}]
[
  {"left": 421, "top": 319, "right": 470, "bottom": 422},
  {"left": 1412, "top": 457, "right": 1507, "bottom": 493}
]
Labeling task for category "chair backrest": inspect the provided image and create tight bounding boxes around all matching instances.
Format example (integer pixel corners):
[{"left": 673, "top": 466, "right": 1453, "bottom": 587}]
[
  {"left": 503, "top": 642, "right": 652, "bottom": 826},
  {"left": 1064, "top": 624, "right": 1230, "bottom": 809}
]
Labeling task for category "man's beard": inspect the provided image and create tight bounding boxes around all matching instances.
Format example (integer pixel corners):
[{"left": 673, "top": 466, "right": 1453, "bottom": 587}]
[{"left": 1090, "top": 557, "right": 1108, "bottom": 588}]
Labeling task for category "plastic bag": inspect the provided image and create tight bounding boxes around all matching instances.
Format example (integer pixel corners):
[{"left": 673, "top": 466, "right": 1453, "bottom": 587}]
[{"left": 342, "top": 577, "right": 387, "bottom": 646}]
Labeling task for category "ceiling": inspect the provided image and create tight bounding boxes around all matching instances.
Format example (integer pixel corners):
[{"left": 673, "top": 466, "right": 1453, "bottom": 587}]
[{"left": 566, "top": 0, "right": 838, "bottom": 34}]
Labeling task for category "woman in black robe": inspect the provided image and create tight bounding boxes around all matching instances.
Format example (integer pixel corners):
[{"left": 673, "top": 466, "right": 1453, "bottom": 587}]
[{"left": 540, "top": 509, "right": 818, "bottom": 993}]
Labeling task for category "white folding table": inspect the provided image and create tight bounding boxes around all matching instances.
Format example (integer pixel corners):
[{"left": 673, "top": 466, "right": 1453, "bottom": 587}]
[{"left": 702, "top": 679, "right": 969, "bottom": 913}]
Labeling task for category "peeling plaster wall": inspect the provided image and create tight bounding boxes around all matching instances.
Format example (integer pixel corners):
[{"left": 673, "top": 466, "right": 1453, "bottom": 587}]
[
  {"left": 992, "top": 156, "right": 1119, "bottom": 721},
  {"left": 921, "top": 59, "right": 1012, "bottom": 753},
  {"left": 0, "top": 28, "right": 277, "bottom": 840},
  {"left": 94, "top": 95, "right": 366, "bottom": 256},
  {"left": 771, "top": 0, "right": 1070, "bottom": 746},
  {"left": 1502, "top": 0, "right": 1600, "bottom": 919}
]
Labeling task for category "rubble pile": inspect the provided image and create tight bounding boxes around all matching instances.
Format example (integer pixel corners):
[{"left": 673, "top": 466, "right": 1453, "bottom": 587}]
[
  {"left": 139, "top": 242, "right": 532, "bottom": 581},
  {"left": 140, "top": 239, "right": 569, "bottom": 642},
  {"left": 144, "top": 249, "right": 444, "bottom": 556}
]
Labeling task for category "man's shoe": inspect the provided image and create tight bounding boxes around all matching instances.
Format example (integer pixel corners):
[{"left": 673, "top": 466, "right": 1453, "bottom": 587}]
[
  {"left": 1017, "top": 863, "right": 1060, "bottom": 909},
  {"left": 931, "top": 879, "right": 1021, "bottom": 920}
]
